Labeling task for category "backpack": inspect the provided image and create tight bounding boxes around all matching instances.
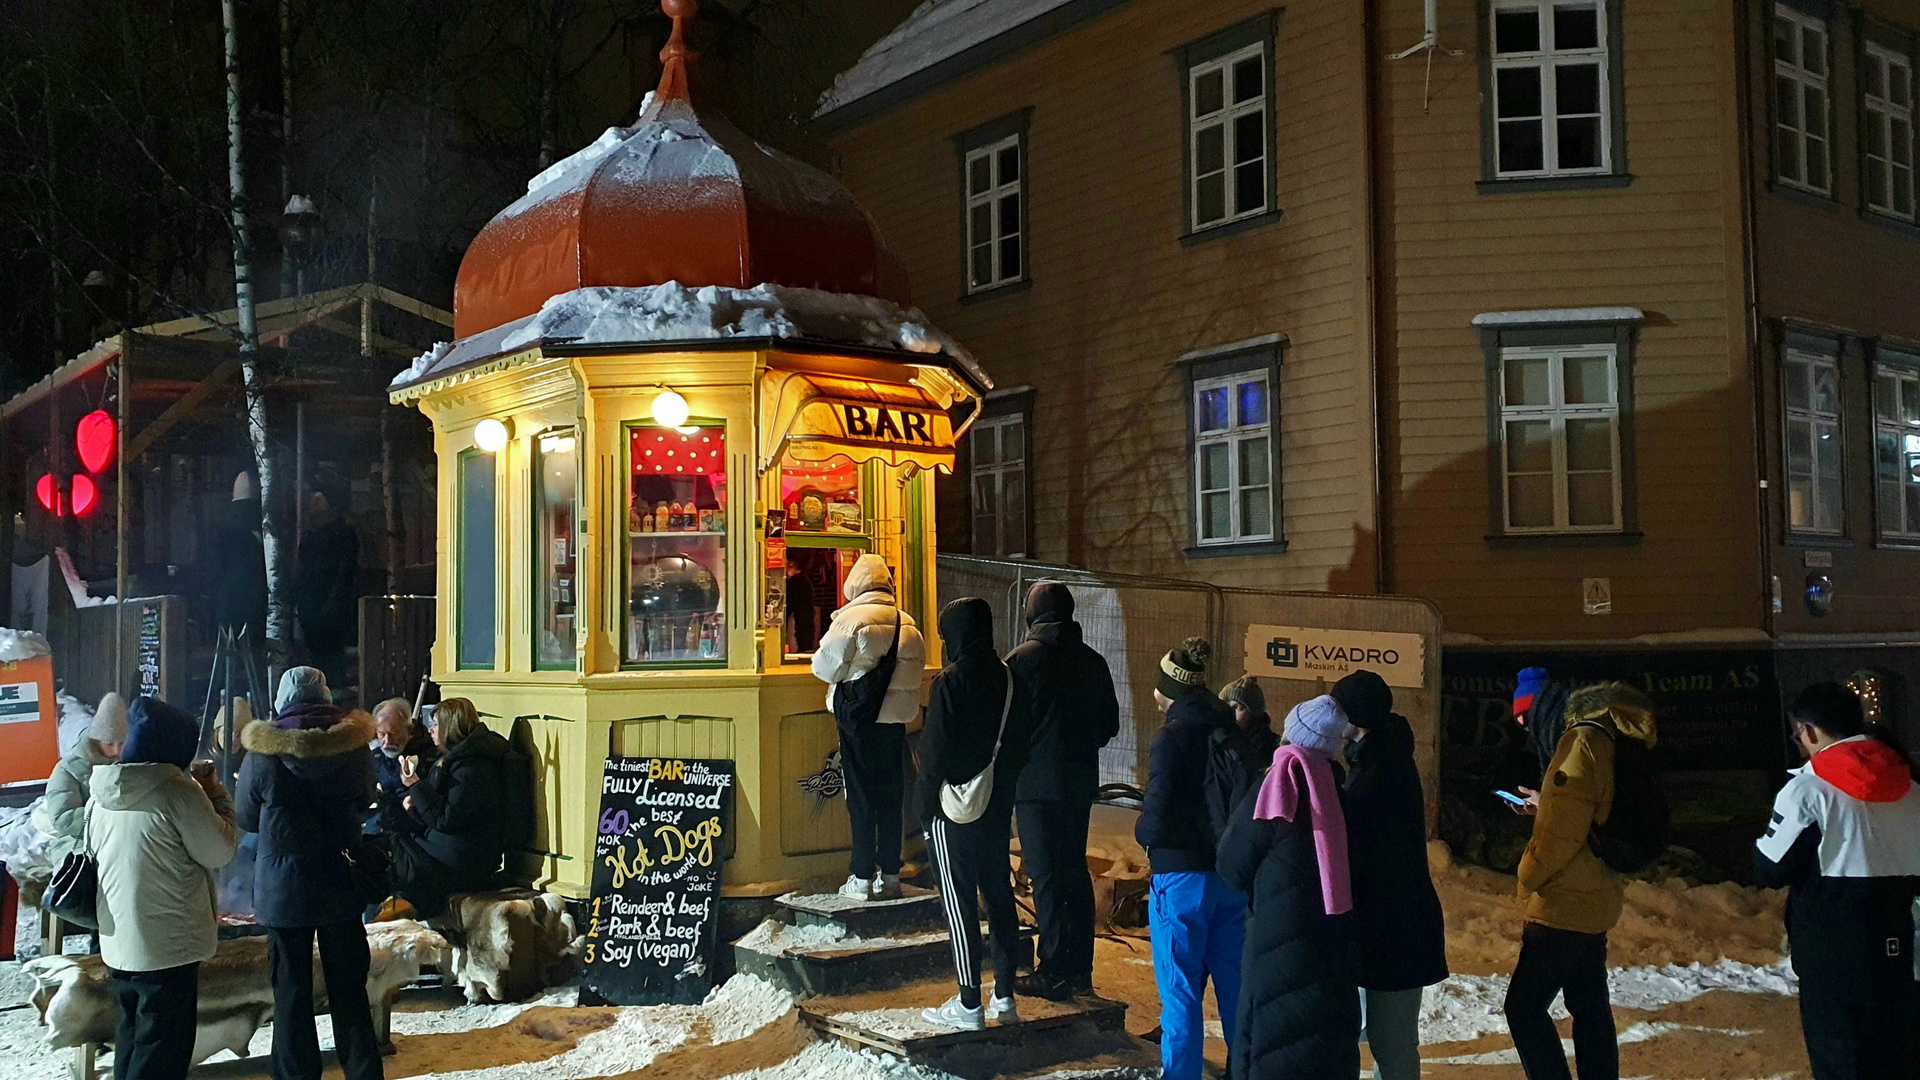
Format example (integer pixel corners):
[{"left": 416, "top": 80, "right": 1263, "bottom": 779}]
[
  {"left": 1204, "top": 727, "right": 1259, "bottom": 844},
  {"left": 1573, "top": 721, "right": 1669, "bottom": 874}
]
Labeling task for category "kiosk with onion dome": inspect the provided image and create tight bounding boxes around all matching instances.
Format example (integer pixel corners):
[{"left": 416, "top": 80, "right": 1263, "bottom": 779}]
[{"left": 390, "top": 0, "right": 987, "bottom": 897}]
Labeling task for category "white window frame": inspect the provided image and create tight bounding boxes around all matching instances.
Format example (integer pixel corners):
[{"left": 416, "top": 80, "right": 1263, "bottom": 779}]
[
  {"left": 969, "top": 413, "right": 1028, "bottom": 558},
  {"left": 1863, "top": 42, "right": 1916, "bottom": 220},
  {"left": 964, "top": 134, "right": 1023, "bottom": 293},
  {"left": 1774, "top": 5, "right": 1832, "bottom": 195},
  {"left": 1874, "top": 359, "right": 1920, "bottom": 540},
  {"left": 1188, "top": 41, "right": 1270, "bottom": 232},
  {"left": 1192, "top": 371, "right": 1275, "bottom": 545},
  {"left": 1783, "top": 345, "right": 1845, "bottom": 535},
  {"left": 1498, "top": 345, "right": 1624, "bottom": 533},
  {"left": 1489, "top": 0, "right": 1614, "bottom": 178}
]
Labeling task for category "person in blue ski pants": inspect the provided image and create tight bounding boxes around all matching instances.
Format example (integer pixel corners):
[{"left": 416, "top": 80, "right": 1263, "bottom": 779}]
[{"left": 1136, "top": 636, "right": 1248, "bottom": 1080}]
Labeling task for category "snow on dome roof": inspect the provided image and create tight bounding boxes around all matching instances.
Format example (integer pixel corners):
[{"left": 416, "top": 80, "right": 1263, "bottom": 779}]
[
  {"left": 816, "top": 0, "right": 1081, "bottom": 119},
  {"left": 392, "top": 282, "right": 992, "bottom": 397},
  {"left": 452, "top": 0, "right": 908, "bottom": 340}
]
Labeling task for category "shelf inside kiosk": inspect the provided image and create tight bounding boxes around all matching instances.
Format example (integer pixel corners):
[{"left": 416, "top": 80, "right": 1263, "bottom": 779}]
[
  {"left": 779, "top": 454, "right": 871, "bottom": 660},
  {"left": 627, "top": 424, "right": 729, "bottom": 665}
]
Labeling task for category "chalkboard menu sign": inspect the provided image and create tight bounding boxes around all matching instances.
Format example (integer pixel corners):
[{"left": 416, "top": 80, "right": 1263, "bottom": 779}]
[{"left": 581, "top": 756, "right": 734, "bottom": 1006}]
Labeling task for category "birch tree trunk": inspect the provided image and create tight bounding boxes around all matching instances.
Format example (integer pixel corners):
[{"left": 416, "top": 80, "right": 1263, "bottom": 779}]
[{"left": 224, "top": 0, "right": 291, "bottom": 650}]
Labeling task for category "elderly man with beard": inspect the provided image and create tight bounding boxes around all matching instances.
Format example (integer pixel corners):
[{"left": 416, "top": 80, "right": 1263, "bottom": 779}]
[{"left": 366, "top": 698, "right": 437, "bottom": 837}]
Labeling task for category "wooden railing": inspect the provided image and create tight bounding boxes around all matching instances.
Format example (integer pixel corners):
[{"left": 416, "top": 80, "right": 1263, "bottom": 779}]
[{"left": 47, "top": 596, "right": 187, "bottom": 705}]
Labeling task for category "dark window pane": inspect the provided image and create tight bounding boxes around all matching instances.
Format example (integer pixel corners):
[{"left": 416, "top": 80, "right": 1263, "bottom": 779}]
[
  {"left": 1774, "top": 17, "right": 1796, "bottom": 67},
  {"left": 1567, "top": 473, "right": 1615, "bottom": 526},
  {"left": 1497, "top": 66, "right": 1543, "bottom": 118},
  {"left": 1506, "top": 420, "right": 1553, "bottom": 472},
  {"left": 969, "top": 155, "right": 991, "bottom": 196},
  {"left": 1235, "top": 161, "right": 1265, "bottom": 213},
  {"left": 1565, "top": 418, "right": 1614, "bottom": 472},
  {"left": 997, "top": 145, "right": 1020, "bottom": 185},
  {"left": 1499, "top": 119, "right": 1546, "bottom": 172},
  {"left": 1552, "top": 5, "right": 1600, "bottom": 49},
  {"left": 1197, "top": 173, "right": 1227, "bottom": 224},
  {"left": 1198, "top": 387, "right": 1231, "bottom": 432},
  {"left": 971, "top": 245, "right": 992, "bottom": 289},
  {"left": 1233, "top": 111, "right": 1265, "bottom": 164},
  {"left": 1196, "top": 123, "right": 1226, "bottom": 174},
  {"left": 1806, "top": 87, "right": 1827, "bottom": 138},
  {"left": 1557, "top": 116, "right": 1603, "bottom": 169},
  {"left": 1495, "top": 9, "right": 1540, "bottom": 53},
  {"left": 1201, "top": 443, "right": 1232, "bottom": 489},
  {"left": 998, "top": 193, "right": 1020, "bottom": 235},
  {"left": 1234, "top": 56, "right": 1263, "bottom": 103},
  {"left": 1195, "top": 69, "right": 1225, "bottom": 117},
  {"left": 1802, "top": 26, "right": 1825, "bottom": 77},
  {"left": 1556, "top": 64, "right": 1601, "bottom": 114},
  {"left": 1806, "top": 135, "right": 1828, "bottom": 189},
  {"left": 1775, "top": 75, "right": 1799, "bottom": 129},
  {"left": 1000, "top": 235, "right": 1021, "bottom": 279},
  {"left": 970, "top": 203, "right": 992, "bottom": 246},
  {"left": 1508, "top": 475, "right": 1554, "bottom": 527},
  {"left": 1776, "top": 126, "right": 1803, "bottom": 184}
]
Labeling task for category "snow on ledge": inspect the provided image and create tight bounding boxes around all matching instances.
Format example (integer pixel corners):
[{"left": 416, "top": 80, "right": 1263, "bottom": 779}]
[
  {"left": 817, "top": 0, "right": 1080, "bottom": 118},
  {"left": 392, "top": 282, "right": 987, "bottom": 393},
  {"left": 0, "top": 627, "right": 52, "bottom": 663},
  {"left": 1471, "top": 307, "right": 1644, "bottom": 327}
]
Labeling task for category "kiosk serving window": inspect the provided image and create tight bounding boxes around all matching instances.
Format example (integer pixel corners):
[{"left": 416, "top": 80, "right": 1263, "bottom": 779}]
[
  {"left": 458, "top": 450, "right": 497, "bottom": 669},
  {"left": 626, "top": 424, "right": 728, "bottom": 665},
  {"left": 535, "top": 430, "right": 580, "bottom": 669},
  {"left": 780, "top": 455, "right": 869, "bottom": 658}
]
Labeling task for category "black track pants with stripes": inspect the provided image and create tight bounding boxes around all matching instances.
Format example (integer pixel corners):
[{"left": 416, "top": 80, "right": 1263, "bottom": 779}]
[{"left": 926, "top": 802, "right": 1022, "bottom": 1008}]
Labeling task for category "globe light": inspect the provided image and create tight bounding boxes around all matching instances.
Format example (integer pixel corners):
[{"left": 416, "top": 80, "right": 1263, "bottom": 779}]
[
  {"left": 474, "top": 418, "right": 510, "bottom": 452},
  {"left": 651, "top": 390, "right": 690, "bottom": 429}
]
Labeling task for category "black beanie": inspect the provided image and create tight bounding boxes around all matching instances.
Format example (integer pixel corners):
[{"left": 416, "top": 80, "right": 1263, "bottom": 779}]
[{"left": 1331, "top": 670, "right": 1394, "bottom": 729}]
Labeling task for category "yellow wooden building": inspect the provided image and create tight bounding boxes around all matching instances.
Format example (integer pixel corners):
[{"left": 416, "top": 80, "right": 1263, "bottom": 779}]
[{"left": 391, "top": 11, "right": 986, "bottom": 898}]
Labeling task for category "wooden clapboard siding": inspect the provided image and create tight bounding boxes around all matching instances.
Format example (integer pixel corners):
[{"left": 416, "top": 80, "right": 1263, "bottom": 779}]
[
  {"left": 1382, "top": 0, "right": 1758, "bottom": 640},
  {"left": 831, "top": 0, "right": 1379, "bottom": 592}
]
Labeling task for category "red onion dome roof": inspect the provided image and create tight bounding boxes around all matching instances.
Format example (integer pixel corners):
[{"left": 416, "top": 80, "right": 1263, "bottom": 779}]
[{"left": 453, "top": 0, "right": 903, "bottom": 340}]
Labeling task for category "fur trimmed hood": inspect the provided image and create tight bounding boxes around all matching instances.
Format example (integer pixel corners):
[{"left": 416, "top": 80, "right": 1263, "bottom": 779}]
[{"left": 241, "top": 709, "right": 376, "bottom": 759}]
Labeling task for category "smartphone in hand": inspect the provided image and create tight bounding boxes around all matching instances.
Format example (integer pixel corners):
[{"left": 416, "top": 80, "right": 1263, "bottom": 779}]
[{"left": 1494, "top": 789, "right": 1529, "bottom": 808}]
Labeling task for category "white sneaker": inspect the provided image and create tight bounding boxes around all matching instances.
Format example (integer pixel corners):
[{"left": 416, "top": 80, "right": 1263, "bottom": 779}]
[
  {"left": 921, "top": 995, "right": 985, "bottom": 1031},
  {"left": 871, "top": 873, "right": 902, "bottom": 900},
  {"left": 838, "top": 875, "right": 872, "bottom": 901},
  {"left": 985, "top": 995, "right": 1019, "bottom": 1023}
]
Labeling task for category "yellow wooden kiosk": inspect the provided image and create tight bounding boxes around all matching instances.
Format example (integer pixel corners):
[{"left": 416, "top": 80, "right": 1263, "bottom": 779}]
[{"left": 390, "top": 4, "right": 986, "bottom": 899}]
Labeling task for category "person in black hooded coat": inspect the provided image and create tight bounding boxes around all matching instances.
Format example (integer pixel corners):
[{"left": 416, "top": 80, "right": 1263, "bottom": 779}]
[
  {"left": 1007, "top": 582, "right": 1118, "bottom": 998},
  {"left": 914, "top": 598, "right": 1033, "bottom": 1029},
  {"left": 234, "top": 666, "right": 384, "bottom": 1080},
  {"left": 1332, "top": 670, "right": 1448, "bottom": 1080},
  {"left": 1216, "top": 695, "right": 1362, "bottom": 1080}
]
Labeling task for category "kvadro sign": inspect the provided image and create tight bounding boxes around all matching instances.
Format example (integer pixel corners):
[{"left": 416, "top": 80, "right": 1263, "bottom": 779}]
[{"left": 1243, "top": 624, "right": 1427, "bottom": 689}]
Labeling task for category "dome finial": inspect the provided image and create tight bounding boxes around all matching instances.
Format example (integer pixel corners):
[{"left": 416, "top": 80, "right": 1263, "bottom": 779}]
[{"left": 657, "top": 0, "right": 699, "bottom": 100}]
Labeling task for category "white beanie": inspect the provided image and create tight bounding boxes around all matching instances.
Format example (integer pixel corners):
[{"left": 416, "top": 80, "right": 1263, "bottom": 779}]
[
  {"left": 1283, "top": 695, "right": 1349, "bottom": 758},
  {"left": 87, "top": 692, "right": 129, "bottom": 745}
]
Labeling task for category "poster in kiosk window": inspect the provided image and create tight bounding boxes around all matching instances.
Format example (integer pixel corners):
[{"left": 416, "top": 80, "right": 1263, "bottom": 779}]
[{"left": 582, "top": 756, "right": 735, "bottom": 1005}]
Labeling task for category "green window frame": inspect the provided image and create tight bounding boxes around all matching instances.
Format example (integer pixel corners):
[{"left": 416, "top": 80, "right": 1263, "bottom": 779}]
[{"left": 533, "top": 428, "right": 581, "bottom": 671}]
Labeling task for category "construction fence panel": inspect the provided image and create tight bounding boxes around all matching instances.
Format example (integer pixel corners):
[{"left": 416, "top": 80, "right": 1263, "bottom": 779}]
[{"left": 937, "top": 555, "right": 1218, "bottom": 789}]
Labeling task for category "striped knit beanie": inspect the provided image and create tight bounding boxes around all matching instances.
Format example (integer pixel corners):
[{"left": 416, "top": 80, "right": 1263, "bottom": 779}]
[{"left": 1157, "top": 637, "right": 1212, "bottom": 700}]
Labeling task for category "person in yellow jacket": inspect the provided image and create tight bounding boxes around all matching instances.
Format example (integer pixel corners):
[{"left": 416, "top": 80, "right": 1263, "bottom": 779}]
[{"left": 1502, "top": 677, "right": 1657, "bottom": 1080}]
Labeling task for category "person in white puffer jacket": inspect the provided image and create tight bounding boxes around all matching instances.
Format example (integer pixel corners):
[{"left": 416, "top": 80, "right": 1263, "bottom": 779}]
[{"left": 811, "top": 553, "right": 926, "bottom": 901}]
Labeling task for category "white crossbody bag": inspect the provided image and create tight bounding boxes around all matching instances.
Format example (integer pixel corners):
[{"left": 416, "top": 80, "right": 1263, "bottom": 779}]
[{"left": 939, "top": 664, "right": 1014, "bottom": 825}]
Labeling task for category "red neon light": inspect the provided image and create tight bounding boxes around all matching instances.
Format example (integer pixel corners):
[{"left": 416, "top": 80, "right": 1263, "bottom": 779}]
[
  {"left": 35, "top": 474, "right": 58, "bottom": 514},
  {"left": 75, "top": 410, "right": 115, "bottom": 473},
  {"left": 70, "top": 474, "right": 98, "bottom": 517}
]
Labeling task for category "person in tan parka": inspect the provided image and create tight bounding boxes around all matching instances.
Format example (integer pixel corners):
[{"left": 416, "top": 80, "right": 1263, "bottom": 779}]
[{"left": 1505, "top": 678, "right": 1658, "bottom": 1080}]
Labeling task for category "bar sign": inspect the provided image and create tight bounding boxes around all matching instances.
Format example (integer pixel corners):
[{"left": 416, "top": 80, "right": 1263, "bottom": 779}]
[{"left": 0, "top": 681, "right": 41, "bottom": 723}]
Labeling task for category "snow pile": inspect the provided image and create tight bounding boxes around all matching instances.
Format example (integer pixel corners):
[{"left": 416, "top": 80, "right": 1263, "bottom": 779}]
[
  {"left": 55, "top": 692, "right": 94, "bottom": 757},
  {"left": 395, "top": 283, "right": 981, "bottom": 393},
  {"left": 1418, "top": 958, "right": 1795, "bottom": 1046},
  {"left": 525, "top": 92, "right": 654, "bottom": 201},
  {"left": 734, "top": 918, "right": 947, "bottom": 957},
  {"left": 0, "top": 628, "right": 50, "bottom": 663},
  {"left": 0, "top": 802, "right": 53, "bottom": 875},
  {"left": 818, "top": 0, "right": 1081, "bottom": 116},
  {"left": 498, "top": 283, "right": 967, "bottom": 361},
  {"left": 1429, "top": 841, "right": 1787, "bottom": 974}
]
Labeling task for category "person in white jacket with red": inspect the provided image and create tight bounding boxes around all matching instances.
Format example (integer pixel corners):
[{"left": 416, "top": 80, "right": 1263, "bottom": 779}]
[{"left": 812, "top": 553, "right": 926, "bottom": 901}]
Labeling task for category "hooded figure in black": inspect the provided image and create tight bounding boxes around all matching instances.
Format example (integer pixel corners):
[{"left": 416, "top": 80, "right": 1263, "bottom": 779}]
[
  {"left": 1332, "top": 670, "right": 1448, "bottom": 1080},
  {"left": 295, "top": 482, "right": 360, "bottom": 696},
  {"left": 233, "top": 666, "right": 384, "bottom": 1080},
  {"left": 1006, "top": 582, "right": 1119, "bottom": 998},
  {"left": 914, "top": 597, "right": 1033, "bottom": 1030}
]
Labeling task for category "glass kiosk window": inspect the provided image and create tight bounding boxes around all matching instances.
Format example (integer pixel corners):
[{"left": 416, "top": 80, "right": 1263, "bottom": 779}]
[
  {"left": 626, "top": 424, "right": 728, "bottom": 665},
  {"left": 535, "top": 430, "right": 579, "bottom": 669},
  {"left": 780, "top": 455, "right": 868, "bottom": 659},
  {"left": 457, "top": 450, "right": 497, "bottom": 669}
]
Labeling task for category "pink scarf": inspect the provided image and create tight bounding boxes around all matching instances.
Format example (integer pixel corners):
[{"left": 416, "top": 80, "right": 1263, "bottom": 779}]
[{"left": 1251, "top": 744, "right": 1353, "bottom": 915}]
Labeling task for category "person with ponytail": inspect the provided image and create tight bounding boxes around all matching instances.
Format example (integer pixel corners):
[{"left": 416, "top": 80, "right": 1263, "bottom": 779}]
[{"left": 1135, "top": 638, "right": 1246, "bottom": 1080}]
